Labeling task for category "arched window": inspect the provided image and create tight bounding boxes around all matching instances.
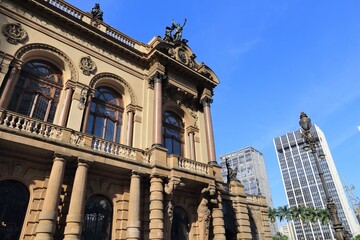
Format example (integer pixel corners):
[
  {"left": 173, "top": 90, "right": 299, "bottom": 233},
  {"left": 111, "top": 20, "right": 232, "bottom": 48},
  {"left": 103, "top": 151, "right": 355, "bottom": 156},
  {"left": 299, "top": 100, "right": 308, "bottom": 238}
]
[
  {"left": 171, "top": 206, "right": 189, "bottom": 240},
  {"left": 0, "top": 180, "right": 29, "bottom": 240},
  {"left": 8, "top": 60, "right": 63, "bottom": 123},
  {"left": 82, "top": 194, "right": 112, "bottom": 240},
  {"left": 86, "top": 87, "right": 123, "bottom": 142},
  {"left": 163, "top": 111, "right": 184, "bottom": 155}
]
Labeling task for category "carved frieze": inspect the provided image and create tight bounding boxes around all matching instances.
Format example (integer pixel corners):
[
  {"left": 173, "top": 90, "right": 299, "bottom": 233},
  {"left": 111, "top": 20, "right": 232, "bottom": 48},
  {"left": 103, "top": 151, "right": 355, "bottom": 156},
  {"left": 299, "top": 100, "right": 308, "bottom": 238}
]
[
  {"left": 2, "top": 23, "right": 28, "bottom": 44},
  {"left": 79, "top": 56, "right": 96, "bottom": 75}
]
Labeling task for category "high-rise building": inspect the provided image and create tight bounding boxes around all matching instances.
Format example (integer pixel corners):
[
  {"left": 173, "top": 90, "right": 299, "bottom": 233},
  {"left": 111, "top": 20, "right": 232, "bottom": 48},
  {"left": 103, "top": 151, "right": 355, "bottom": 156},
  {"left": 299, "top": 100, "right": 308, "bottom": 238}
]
[
  {"left": 220, "top": 146, "right": 277, "bottom": 234},
  {"left": 279, "top": 223, "right": 296, "bottom": 240},
  {"left": 274, "top": 125, "right": 360, "bottom": 239}
]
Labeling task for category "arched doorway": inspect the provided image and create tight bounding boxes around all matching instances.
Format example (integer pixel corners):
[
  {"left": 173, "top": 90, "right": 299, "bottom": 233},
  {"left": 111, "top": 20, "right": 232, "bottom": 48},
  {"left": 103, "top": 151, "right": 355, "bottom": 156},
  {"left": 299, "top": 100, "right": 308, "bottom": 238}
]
[
  {"left": 171, "top": 206, "right": 189, "bottom": 240},
  {"left": 82, "top": 194, "right": 112, "bottom": 240},
  {"left": 0, "top": 180, "right": 29, "bottom": 240}
]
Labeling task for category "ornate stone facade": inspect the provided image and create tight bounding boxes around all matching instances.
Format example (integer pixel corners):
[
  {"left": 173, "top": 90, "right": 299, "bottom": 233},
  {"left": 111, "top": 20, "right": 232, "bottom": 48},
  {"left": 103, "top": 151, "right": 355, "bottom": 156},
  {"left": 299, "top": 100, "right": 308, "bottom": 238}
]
[{"left": 0, "top": 0, "right": 271, "bottom": 239}]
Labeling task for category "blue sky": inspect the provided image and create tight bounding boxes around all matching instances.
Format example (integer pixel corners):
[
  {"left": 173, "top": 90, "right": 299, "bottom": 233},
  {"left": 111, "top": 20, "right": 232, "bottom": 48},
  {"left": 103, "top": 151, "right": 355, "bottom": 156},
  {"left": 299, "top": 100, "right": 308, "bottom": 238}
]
[{"left": 66, "top": 0, "right": 360, "bottom": 210}]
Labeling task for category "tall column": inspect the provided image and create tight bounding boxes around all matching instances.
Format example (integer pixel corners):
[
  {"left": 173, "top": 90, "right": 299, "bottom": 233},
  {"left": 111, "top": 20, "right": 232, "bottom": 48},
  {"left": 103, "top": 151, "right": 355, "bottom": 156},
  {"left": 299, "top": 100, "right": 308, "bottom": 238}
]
[
  {"left": 126, "top": 105, "right": 135, "bottom": 147},
  {"left": 81, "top": 89, "right": 94, "bottom": 133},
  {"left": 187, "top": 127, "right": 196, "bottom": 160},
  {"left": 64, "top": 160, "right": 89, "bottom": 240},
  {"left": 0, "top": 60, "right": 22, "bottom": 108},
  {"left": 35, "top": 155, "right": 66, "bottom": 240},
  {"left": 212, "top": 191, "right": 226, "bottom": 240},
  {"left": 126, "top": 171, "right": 141, "bottom": 240},
  {"left": 58, "top": 82, "right": 75, "bottom": 127},
  {"left": 201, "top": 96, "right": 216, "bottom": 163},
  {"left": 149, "top": 175, "right": 164, "bottom": 240},
  {"left": 151, "top": 72, "right": 165, "bottom": 147}
]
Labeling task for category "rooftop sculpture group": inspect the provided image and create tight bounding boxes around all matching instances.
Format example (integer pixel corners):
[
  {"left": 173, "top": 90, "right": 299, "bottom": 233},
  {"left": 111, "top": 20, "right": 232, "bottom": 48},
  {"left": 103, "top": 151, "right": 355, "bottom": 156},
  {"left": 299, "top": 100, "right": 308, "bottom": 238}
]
[{"left": 164, "top": 19, "right": 187, "bottom": 42}]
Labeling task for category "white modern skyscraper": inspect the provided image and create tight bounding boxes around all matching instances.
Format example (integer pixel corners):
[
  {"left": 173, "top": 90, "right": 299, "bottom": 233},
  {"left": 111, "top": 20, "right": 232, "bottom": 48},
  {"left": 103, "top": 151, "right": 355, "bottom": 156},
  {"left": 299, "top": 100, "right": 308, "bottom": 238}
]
[
  {"left": 220, "top": 146, "right": 277, "bottom": 234},
  {"left": 274, "top": 125, "right": 360, "bottom": 239}
]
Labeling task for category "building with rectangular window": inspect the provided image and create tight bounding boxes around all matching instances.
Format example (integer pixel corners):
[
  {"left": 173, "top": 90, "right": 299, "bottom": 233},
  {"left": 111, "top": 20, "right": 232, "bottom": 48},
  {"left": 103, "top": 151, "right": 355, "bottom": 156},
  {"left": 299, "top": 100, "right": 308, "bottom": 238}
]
[
  {"left": 0, "top": 0, "right": 272, "bottom": 239},
  {"left": 274, "top": 125, "right": 360, "bottom": 239},
  {"left": 220, "top": 146, "right": 277, "bottom": 235}
]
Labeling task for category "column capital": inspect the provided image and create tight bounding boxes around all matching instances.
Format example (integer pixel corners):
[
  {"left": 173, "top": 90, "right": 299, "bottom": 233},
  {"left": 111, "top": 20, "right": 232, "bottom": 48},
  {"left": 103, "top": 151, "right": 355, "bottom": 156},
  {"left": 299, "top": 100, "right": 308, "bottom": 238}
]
[
  {"left": 77, "top": 158, "right": 91, "bottom": 167},
  {"left": 200, "top": 96, "right": 213, "bottom": 107},
  {"left": 53, "top": 153, "right": 67, "bottom": 162},
  {"left": 149, "top": 71, "right": 166, "bottom": 84},
  {"left": 186, "top": 125, "right": 198, "bottom": 134},
  {"left": 65, "top": 80, "right": 76, "bottom": 90},
  {"left": 126, "top": 104, "right": 137, "bottom": 113}
]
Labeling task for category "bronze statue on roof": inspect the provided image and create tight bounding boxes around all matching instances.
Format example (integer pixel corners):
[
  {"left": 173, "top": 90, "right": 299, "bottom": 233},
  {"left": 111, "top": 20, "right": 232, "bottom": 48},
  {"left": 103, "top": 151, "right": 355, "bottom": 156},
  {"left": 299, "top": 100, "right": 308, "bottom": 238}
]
[{"left": 90, "top": 3, "right": 103, "bottom": 21}]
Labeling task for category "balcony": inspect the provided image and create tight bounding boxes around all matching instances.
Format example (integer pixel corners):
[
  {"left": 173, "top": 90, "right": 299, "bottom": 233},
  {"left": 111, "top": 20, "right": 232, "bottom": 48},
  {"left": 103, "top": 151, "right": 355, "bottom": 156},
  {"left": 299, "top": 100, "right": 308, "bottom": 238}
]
[{"left": 0, "top": 109, "right": 210, "bottom": 176}]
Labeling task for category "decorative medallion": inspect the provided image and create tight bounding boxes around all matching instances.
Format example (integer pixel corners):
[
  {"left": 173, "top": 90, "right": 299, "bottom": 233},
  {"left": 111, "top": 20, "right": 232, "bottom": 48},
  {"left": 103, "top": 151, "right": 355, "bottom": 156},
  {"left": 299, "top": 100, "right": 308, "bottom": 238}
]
[
  {"left": 79, "top": 56, "right": 96, "bottom": 75},
  {"left": 2, "top": 23, "right": 28, "bottom": 45},
  {"left": 178, "top": 49, "right": 187, "bottom": 64}
]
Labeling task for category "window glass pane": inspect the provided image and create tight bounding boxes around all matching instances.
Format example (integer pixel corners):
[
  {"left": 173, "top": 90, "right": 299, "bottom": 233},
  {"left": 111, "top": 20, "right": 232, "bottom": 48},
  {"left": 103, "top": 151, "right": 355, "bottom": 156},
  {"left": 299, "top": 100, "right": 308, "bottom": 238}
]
[
  {"left": 173, "top": 140, "right": 181, "bottom": 155},
  {"left": 32, "top": 96, "right": 48, "bottom": 120},
  {"left": 105, "top": 119, "right": 115, "bottom": 141},
  {"left": 115, "top": 124, "right": 121, "bottom": 143},
  {"left": 8, "top": 60, "right": 62, "bottom": 123},
  {"left": 86, "top": 115, "right": 94, "bottom": 134},
  {"left": 94, "top": 117, "right": 104, "bottom": 138},
  {"left": 165, "top": 138, "right": 173, "bottom": 153},
  {"left": 48, "top": 103, "right": 57, "bottom": 123},
  {"left": 18, "top": 93, "right": 35, "bottom": 116},
  {"left": 163, "top": 111, "right": 183, "bottom": 155},
  {"left": 86, "top": 87, "right": 123, "bottom": 142}
]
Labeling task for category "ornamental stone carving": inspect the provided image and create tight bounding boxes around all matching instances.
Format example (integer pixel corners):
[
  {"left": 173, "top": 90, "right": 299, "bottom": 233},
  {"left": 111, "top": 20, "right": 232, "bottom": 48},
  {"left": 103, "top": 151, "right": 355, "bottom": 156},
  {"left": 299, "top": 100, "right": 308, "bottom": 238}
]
[
  {"left": 79, "top": 56, "right": 96, "bottom": 75},
  {"left": 2, "top": 23, "right": 28, "bottom": 44}
]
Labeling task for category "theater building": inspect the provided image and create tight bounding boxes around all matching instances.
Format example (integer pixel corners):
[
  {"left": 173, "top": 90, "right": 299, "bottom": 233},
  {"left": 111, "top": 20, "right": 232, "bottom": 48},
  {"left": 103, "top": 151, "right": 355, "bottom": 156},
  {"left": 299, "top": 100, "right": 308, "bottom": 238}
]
[{"left": 0, "top": 0, "right": 271, "bottom": 239}]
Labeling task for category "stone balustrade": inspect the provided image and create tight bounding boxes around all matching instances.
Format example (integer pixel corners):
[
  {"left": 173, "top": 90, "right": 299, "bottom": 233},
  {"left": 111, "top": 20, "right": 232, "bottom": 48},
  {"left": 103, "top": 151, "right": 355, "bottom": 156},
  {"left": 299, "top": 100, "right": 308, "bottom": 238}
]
[
  {"left": 0, "top": 109, "right": 143, "bottom": 161},
  {"left": 47, "top": 0, "right": 82, "bottom": 19},
  {"left": 177, "top": 156, "right": 209, "bottom": 175},
  {"left": 41, "top": 0, "right": 142, "bottom": 49},
  {"left": 92, "top": 137, "right": 137, "bottom": 160},
  {"left": 0, "top": 109, "right": 210, "bottom": 175}
]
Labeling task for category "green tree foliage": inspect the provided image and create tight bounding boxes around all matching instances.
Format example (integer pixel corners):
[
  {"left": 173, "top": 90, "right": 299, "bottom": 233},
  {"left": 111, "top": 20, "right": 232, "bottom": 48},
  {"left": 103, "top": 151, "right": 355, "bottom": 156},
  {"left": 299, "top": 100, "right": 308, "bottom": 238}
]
[
  {"left": 268, "top": 205, "right": 330, "bottom": 224},
  {"left": 352, "top": 234, "right": 360, "bottom": 240}
]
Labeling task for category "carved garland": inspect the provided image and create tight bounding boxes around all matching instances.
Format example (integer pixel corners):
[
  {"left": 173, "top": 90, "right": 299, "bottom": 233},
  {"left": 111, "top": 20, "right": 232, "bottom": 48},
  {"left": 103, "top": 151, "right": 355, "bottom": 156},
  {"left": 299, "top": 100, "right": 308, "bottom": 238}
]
[
  {"left": 90, "top": 73, "right": 137, "bottom": 105},
  {"left": 14, "top": 43, "right": 77, "bottom": 81}
]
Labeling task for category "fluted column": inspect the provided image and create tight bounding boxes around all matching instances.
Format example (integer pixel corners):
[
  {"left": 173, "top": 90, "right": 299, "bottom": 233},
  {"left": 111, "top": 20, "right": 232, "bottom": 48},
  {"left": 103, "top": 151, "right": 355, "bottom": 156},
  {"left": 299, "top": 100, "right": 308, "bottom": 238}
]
[
  {"left": 0, "top": 60, "right": 22, "bottom": 108},
  {"left": 149, "top": 175, "right": 164, "bottom": 240},
  {"left": 151, "top": 72, "right": 165, "bottom": 147},
  {"left": 126, "top": 171, "right": 141, "bottom": 240},
  {"left": 212, "top": 192, "right": 226, "bottom": 240},
  {"left": 81, "top": 89, "right": 94, "bottom": 133},
  {"left": 201, "top": 96, "right": 216, "bottom": 163},
  {"left": 35, "top": 155, "right": 66, "bottom": 240},
  {"left": 64, "top": 160, "right": 89, "bottom": 240},
  {"left": 58, "top": 82, "right": 75, "bottom": 127},
  {"left": 126, "top": 105, "right": 135, "bottom": 147}
]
